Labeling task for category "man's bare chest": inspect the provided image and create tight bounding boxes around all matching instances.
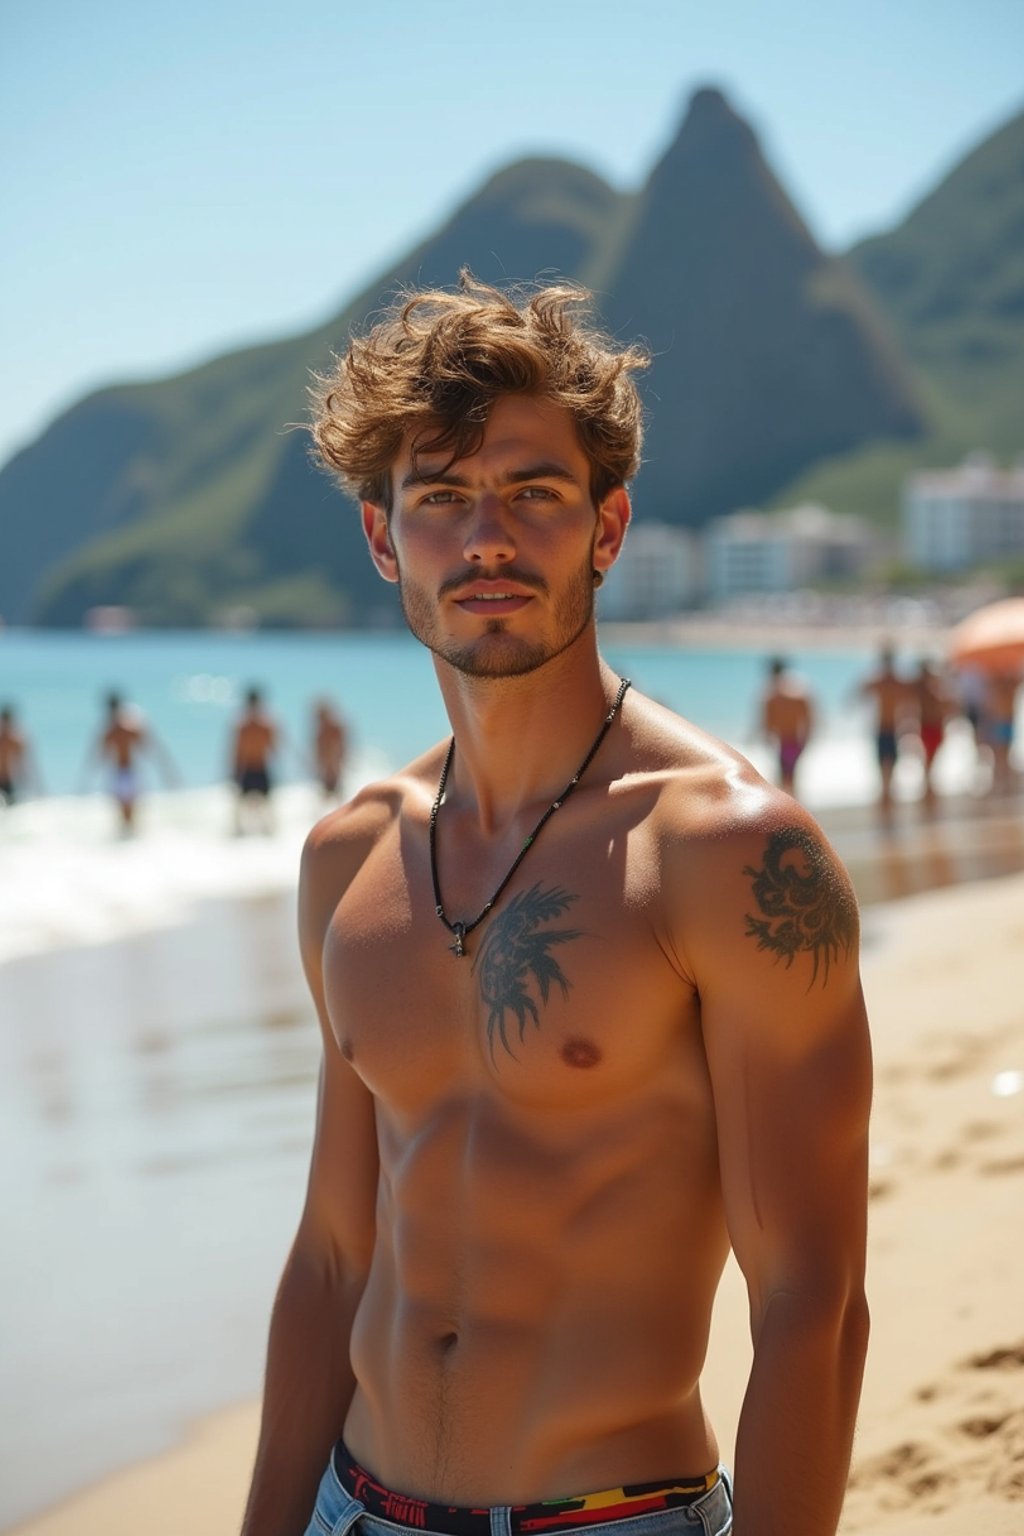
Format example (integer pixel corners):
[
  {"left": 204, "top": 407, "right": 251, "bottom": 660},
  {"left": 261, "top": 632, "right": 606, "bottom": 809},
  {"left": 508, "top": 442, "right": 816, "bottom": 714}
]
[{"left": 321, "top": 820, "right": 703, "bottom": 1115}]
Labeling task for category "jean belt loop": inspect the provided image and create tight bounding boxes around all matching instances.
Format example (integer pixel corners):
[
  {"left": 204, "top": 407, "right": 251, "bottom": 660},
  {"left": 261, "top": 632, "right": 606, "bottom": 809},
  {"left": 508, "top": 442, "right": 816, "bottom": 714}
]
[
  {"left": 490, "top": 1507, "right": 512, "bottom": 1536},
  {"left": 332, "top": 1498, "right": 367, "bottom": 1536}
]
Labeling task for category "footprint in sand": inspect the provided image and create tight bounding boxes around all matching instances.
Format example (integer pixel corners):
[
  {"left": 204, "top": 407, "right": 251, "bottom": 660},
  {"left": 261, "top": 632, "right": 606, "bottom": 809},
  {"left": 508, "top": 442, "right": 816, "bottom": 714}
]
[
  {"left": 966, "top": 1343, "right": 1024, "bottom": 1371},
  {"left": 846, "top": 1441, "right": 957, "bottom": 1512},
  {"left": 853, "top": 1350, "right": 1024, "bottom": 1514},
  {"left": 985, "top": 1410, "right": 1024, "bottom": 1499},
  {"left": 957, "top": 1409, "right": 1024, "bottom": 1501}
]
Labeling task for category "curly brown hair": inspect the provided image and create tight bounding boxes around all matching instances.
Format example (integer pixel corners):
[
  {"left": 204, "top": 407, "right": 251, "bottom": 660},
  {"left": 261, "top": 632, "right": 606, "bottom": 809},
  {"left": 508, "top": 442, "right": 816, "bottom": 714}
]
[{"left": 310, "top": 272, "right": 648, "bottom": 510}]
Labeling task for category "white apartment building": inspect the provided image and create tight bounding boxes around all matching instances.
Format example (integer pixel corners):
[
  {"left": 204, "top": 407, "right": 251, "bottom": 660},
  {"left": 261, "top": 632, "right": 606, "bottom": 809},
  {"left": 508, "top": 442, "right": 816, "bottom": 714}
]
[
  {"left": 599, "top": 522, "right": 701, "bottom": 619},
  {"left": 704, "top": 503, "right": 874, "bottom": 604},
  {"left": 903, "top": 456, "right": 1024, "bottom": 572}
]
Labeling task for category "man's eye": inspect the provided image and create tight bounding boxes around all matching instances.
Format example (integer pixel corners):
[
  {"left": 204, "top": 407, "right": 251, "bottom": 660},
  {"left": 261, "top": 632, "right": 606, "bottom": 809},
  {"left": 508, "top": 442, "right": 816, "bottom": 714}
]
[
  {"left": 421, "top": 490, "right": 460, "bottom": 506},
  {"left": 516, "top": 486, "right": 557, "bottom": 501}
]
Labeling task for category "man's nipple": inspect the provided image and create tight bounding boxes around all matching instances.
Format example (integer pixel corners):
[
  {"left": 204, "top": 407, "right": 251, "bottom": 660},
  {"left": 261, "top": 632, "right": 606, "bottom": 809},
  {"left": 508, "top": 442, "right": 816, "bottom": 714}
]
[{"left": 561, "top": 1037, "right": 602, "bottom": 1070}]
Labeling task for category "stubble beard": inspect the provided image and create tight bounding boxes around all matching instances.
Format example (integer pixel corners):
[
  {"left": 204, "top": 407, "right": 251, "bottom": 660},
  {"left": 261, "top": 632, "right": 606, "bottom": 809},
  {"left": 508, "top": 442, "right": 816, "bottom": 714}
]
[{"left": 396, "top": 555, "right": 597, "bottom": 679}]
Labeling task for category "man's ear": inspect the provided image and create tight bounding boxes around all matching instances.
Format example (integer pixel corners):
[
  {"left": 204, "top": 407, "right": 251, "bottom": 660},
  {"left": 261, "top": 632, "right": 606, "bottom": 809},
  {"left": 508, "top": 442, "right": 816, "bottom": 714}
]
[
  {"left": 593, "top": 486, "right": 631, "bottom": 581},
  {"left": 362, "top": 501, "right": 399, "bottom": 584}
]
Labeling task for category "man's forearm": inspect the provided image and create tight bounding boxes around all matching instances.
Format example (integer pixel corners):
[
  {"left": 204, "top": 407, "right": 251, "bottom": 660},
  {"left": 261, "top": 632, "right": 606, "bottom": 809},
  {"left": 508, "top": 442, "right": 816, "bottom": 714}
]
[
  {"left": 730, "top": 1287, "right": 870, "bottom": 1536},
  {"left": 241, "top": 1243, "right": 364, "bottom": 1536}
]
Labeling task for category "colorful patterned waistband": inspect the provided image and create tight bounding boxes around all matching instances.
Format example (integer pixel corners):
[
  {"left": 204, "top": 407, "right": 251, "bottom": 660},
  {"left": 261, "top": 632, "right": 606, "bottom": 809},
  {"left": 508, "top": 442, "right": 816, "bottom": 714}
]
[{"left": 334, "top": 1443, "right": 719, "bottom": 1535}]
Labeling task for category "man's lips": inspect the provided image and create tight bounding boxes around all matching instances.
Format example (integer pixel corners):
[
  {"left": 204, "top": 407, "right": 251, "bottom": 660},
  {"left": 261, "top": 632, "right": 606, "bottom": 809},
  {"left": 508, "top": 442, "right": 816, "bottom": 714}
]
[
  {"left": 446, "top": 577, "right": 543, "bottom": 614},
  {"left": 454, "top": 589, "right": 535, "bottom": 614}
]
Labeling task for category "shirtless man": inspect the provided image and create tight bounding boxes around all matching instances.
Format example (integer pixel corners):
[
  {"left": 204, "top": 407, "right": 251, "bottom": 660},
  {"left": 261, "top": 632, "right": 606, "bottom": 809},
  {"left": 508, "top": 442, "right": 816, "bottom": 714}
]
[
  {"left": 983, "top": 671, "right": 1021, "bottom": 794},
  {"left": 241, "top": 278, "right": 871, "bottom": 1536},
  {"left": 856, "top": 648, "right": 911, "bottom": 820},
  {"left": 232, "top": 687, "right": 280, "bottom": 834},
  {"left": 908, "top": 660, "right": 951, "bottom": 810},
  {"left": 758, "top": 658, "right": 814, "bottom": 797},
  {"left": 83, "top": 691, "right": 175, "bottom": 832},
  {"left": 313, "top": 699, "right": 349, "bottom": 799}
]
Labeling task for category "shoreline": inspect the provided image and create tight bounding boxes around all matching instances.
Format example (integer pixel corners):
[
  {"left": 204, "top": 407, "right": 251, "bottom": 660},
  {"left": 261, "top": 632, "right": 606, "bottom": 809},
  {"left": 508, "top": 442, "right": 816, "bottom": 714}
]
[
  {"left": 600, "top": 614, "right": 954, "bottom": 653},
  {"left": 1, "top": 781, "right": 1019, "bottom": 972}
]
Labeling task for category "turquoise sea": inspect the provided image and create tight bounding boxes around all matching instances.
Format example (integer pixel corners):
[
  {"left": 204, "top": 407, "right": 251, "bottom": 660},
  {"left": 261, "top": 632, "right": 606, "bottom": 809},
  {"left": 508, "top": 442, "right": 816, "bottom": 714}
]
[{"left": 0, "top": 625, "right": 934, "bottom": 799}]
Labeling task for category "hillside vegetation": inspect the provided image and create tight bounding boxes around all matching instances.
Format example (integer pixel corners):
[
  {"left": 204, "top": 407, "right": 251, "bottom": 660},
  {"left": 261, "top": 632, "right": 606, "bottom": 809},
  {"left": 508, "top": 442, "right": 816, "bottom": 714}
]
[{"left": 2, "top": 91, "right": 1020, "bottom": 627}]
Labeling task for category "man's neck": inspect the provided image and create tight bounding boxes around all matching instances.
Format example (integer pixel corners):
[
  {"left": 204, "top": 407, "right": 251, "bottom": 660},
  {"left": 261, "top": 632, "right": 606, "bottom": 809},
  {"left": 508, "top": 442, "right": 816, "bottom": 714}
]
[{"left": 432, "top": 638, "right": 620, "bottom": 833}]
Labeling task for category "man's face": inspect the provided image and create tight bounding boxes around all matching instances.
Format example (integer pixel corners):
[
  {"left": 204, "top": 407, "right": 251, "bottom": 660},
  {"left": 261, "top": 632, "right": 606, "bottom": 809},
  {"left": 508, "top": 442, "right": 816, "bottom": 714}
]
[{"left": 362, "top": 396, "right": 628, "bottom": 679}]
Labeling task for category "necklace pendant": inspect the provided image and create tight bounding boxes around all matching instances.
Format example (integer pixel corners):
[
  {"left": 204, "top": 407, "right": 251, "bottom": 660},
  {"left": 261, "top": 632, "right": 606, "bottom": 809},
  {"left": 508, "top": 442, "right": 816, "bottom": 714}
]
[{"left": 449, "top": 922, "right": 467, "bottom": 958}]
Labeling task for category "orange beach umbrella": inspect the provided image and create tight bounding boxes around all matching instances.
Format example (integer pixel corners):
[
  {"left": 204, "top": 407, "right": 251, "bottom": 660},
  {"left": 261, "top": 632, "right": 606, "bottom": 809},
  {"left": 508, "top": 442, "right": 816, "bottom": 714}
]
[{"left": 948, "top": 597, "right": 1024, "bottom": 674}]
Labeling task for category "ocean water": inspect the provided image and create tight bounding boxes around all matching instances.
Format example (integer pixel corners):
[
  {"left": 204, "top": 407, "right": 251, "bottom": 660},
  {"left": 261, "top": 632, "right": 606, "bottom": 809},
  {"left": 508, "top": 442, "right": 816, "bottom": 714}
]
[
  {"left": 0, "top": 626, "right": 992, "bottom": 965},
  {"left": 1, "top": 623, "right": 985, "bottom": 795}
]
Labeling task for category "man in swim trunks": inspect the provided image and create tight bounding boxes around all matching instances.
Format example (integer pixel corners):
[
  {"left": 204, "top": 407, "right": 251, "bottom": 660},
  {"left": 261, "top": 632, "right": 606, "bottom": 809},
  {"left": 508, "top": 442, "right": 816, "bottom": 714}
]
[
  {"left": 240, "top": 277, "right": 871, "bottom": 1536},
  {"left": 232, "top": 686, "right": 281, "bottom": 834},
  {"left": 908, "top": 660, "right": 950, "bottom": 810},
  {"left": 856, "top": 648, "right": 912, "bottom": 821},
  {"left": 983, "top": 671, "right": 1020, "bottom": 794},
  {"left": 83, "top": 691, "right": 176, "bottom": 832},
  {"left": 758, "top": 657, "right": 814, "bottom": 798}
]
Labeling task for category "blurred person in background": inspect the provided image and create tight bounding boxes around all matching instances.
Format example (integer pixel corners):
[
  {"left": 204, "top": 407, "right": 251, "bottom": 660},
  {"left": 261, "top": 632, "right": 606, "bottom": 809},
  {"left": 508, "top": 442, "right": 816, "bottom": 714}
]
[
  {"left": 312, "top": 698, "right": 349, "bottom": 800},
  {"left": 231, "top": 685, "right": 281, "bottom": 834},
  {"left": 0, "top": 703, "right": 42, "bottom": 805},
  {"left": 855, "top": 646, "right": 913, "bottom": 822},
  {"left": 907, "top": 659, "right": 952, "bottom": 812},
  {"left": 983, "top": 671, "right": 1021, "bottom": 795},
  {"left": 82, "top": 690, "right": 177, "bottom": 833},
  {"left": 757, "top": 655, "right": 815, "bottom": 799}
]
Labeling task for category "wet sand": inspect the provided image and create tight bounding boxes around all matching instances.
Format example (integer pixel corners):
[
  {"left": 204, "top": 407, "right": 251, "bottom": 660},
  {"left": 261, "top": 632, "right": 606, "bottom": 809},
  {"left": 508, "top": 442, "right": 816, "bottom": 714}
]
[
  {"left": 0, "top": 891, "right": 319, "bottom": 1528},
  {"left": 3, "top": 804, "right": 1024, "bottom": 1534}
]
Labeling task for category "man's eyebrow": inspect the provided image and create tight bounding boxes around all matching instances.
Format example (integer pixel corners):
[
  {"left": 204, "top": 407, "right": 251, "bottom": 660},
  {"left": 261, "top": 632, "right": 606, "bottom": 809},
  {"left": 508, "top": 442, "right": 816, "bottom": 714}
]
[
  {"left": 504, "top": 462, "right": 580, "bottom": 486},
  {"left": 399, "top": 461, "right": 580, "bottom": 491},
  {"left": 399, "top": 468, "right": 473, "bottom": 491}
]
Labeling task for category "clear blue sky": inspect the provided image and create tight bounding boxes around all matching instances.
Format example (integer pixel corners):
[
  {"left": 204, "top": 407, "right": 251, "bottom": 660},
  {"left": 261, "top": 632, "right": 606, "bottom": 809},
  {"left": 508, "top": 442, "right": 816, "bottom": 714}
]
[{"left": 2, "top": 0, "right": 1021, "bottom": 468}]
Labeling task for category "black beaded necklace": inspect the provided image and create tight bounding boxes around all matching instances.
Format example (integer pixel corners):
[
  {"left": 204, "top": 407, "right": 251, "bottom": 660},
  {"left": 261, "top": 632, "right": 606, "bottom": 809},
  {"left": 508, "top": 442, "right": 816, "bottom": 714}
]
[{"left": 429, "top": 676, "right": 631, "bottom": 957}]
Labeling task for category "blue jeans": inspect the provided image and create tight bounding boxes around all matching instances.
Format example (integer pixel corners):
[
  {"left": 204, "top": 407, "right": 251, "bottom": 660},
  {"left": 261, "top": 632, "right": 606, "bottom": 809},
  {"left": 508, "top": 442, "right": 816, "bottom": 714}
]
[{"left": 303, "top": 1457, "right": 733, "bottom": 1536}]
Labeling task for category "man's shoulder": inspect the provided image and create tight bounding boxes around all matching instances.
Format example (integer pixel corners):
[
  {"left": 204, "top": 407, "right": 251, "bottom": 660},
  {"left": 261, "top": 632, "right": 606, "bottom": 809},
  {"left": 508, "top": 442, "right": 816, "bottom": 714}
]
[
  {"left": 627, "top": 701, "right": 854, "bottom": 921},
  {"left": 657, "top": 769, "right": 859, "bottom": 998},
  {"left": 627, "top": 694, "right": 777, "bottom": 836},
  {"left": 301, "top": 745, "right": 446, "bottom": 876},
  {"left": 297, "top": 751, "right": 440, "bottom": 954}
]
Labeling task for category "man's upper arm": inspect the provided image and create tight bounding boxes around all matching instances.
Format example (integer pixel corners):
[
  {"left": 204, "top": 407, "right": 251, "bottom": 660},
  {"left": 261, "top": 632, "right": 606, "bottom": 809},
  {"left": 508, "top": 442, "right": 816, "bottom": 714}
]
[
  {"left": 673, "top": 802, "right": 872, "bottom": 1331},
  {"left": 294, "top": 808, "right": 382, "bottom": 1279}
]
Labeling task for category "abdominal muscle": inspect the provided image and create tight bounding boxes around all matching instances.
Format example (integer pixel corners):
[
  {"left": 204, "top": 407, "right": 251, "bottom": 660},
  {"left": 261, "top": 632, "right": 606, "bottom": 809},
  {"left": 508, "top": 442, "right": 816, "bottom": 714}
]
[{"left": 341, "top": 1084, "right": 730, "bottom": 1506}]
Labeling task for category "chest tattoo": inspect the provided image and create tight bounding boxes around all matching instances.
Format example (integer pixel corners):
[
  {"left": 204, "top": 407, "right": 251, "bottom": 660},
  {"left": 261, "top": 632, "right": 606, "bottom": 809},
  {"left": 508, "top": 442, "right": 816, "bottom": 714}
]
[
  {"left": 471, "top": 882, "right": 585, "bottom": 1061},
  {"left": 743, "top": 826, "right": 857, "bottom": 986}
]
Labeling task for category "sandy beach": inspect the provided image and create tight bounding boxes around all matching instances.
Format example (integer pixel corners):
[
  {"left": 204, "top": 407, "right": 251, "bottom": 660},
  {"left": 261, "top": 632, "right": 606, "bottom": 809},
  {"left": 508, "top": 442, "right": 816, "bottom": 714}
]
[{"left": 4, "top": 813, "right": 1024, "bottom": 1535}]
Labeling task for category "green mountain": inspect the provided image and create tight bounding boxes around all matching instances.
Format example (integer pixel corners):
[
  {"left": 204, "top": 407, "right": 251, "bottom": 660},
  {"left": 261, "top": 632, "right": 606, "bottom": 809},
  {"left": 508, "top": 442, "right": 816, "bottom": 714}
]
[
  {"left": 601, "top": 87, "right": 921, "bottom": 525},
  {"left": 5, "top": 158, "right": 624, "bottom": 628},
  {"left": 5, "top": 85, "right": 995, "bottom": 628},
  {"left": 768, "top": 103, "right": 1024, "bottom": 520}
]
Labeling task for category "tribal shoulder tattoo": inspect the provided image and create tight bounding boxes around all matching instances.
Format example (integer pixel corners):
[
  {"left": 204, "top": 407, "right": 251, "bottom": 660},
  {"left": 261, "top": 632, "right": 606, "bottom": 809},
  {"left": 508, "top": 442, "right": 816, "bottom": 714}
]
[
  {"left": 472, "top": 882, "right": 585, "bottom": 1062},
  {"left": 743, "top": 826, "right": 857, "bottom": 987}
]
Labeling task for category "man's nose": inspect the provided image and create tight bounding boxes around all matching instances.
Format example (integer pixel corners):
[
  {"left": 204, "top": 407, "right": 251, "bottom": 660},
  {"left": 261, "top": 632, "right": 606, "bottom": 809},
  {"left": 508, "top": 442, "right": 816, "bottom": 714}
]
[{"left": 463, "top": 493, "right": 516, "bottom": 563}]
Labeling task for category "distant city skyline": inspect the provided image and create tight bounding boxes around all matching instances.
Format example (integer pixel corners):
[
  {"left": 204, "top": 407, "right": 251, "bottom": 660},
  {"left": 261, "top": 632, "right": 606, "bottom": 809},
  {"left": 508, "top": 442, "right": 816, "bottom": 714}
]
[{"left": 2, "top": 0, "right": 1022, "bottom": 468}]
